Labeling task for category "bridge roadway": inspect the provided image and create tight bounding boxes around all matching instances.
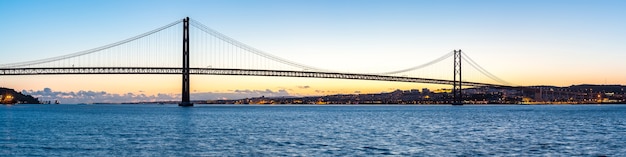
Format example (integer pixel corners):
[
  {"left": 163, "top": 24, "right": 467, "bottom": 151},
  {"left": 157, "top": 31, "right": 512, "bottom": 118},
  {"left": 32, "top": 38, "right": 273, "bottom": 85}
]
[{"left": 0, "top": 67, "right": 508, "bottom": 87}]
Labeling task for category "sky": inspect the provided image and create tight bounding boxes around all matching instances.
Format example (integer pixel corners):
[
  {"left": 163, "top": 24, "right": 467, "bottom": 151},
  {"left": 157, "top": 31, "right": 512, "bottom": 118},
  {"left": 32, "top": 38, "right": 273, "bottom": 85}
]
[{"left": 1, "top": 0, "right": 625, "bottom": 103}]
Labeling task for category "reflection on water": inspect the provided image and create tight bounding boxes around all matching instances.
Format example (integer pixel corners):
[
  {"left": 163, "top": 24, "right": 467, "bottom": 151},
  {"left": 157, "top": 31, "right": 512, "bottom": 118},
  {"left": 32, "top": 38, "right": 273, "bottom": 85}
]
[{"left": 1, "top": 104, "right": 625, "bottom": 156}]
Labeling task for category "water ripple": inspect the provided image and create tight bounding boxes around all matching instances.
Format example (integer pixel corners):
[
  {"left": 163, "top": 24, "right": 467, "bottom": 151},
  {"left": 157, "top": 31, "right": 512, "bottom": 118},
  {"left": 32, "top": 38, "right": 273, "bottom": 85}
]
[{"left": 1, "top": 104, "right": 625, "bottom": 156}]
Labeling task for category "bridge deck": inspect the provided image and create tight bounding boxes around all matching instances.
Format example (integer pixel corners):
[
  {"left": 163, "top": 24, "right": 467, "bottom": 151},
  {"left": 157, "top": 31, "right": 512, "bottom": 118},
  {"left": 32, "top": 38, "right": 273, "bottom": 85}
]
[{"left": 0, "top": 67, "right": 506, "bottom": 87}]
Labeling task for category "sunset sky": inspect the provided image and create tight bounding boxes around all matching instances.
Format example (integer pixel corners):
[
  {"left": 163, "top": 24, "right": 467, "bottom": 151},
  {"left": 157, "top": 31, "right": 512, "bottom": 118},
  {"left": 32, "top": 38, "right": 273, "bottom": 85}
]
[{"left": 1, "top": 0, "right": 625, "bottom": 103}]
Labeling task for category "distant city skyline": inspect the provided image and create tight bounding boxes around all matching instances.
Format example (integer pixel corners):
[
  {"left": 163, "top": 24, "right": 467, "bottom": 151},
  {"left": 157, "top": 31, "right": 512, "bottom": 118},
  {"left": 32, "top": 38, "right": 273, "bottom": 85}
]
[{"left": 1, "top": 0, "right": 625, "bottom": 103}]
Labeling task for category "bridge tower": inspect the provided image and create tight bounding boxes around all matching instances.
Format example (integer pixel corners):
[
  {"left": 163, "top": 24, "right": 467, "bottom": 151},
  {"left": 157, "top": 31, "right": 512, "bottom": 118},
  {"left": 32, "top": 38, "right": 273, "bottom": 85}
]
[
  {"left": 452, "top": 49, "right": 463, "bottom": 105},
  {"left": 179, "top": 17, "right": 193, "bottom": 107}
]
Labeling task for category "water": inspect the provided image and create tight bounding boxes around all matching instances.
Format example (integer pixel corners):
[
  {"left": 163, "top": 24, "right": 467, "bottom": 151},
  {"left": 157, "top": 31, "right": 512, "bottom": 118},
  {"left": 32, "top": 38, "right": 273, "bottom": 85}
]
[{"left": 1, "top": 104, "right": 625, "bottom": 156}]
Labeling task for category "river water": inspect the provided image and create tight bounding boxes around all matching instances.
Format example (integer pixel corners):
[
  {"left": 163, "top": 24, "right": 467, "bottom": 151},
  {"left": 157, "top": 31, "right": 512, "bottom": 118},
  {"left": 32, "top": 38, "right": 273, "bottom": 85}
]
[{"left": 1, "top": 104, "right": 625, "bottom": 156}]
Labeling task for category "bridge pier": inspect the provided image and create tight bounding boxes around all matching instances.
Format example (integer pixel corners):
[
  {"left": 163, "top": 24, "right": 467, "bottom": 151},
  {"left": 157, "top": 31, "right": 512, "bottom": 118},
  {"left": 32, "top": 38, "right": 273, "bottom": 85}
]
[
  {"left": 452, "top": 49, "right": 463, "bottom": 105},
  {"left": 179, "top": 17, "right": 193, "bottom": 107}
]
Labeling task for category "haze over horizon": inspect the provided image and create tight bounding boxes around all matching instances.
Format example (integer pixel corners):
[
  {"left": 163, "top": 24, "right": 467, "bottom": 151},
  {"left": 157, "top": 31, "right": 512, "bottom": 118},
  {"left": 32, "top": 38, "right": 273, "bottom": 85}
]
[{"left": 1, "top": 0, "right": 625, "bottom": 103}]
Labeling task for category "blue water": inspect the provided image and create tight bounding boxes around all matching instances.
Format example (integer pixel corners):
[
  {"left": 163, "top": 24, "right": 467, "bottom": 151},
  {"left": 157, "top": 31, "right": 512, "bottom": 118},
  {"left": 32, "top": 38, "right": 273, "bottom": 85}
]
[{"left": 1, "top": 104, "right": 625, "bottom": 156}]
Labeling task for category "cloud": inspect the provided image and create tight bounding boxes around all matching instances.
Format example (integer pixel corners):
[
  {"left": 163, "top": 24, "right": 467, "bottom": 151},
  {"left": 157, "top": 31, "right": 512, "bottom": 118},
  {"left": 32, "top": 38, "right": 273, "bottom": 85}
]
[
  {"left": 22, "top": 88, "right": 293, "bottom": 104},
  {"left": 22, "top": 88, "right": 178, "bottom": 104},
  {"left": 315, "top": 90, "right": 339, "bottom": 94},
  {"left": 354, "top": 91, "right": 361, "bottom": 94},
  {"left": 297, "top": 85, "right": 310, "bottom": 89}
]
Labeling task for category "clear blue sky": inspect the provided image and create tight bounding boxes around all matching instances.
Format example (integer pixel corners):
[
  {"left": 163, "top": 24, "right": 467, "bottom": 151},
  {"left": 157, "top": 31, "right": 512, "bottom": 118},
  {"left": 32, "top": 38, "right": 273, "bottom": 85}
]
[{"left": 1, "top": 0, "right": 625, "bottom": 102}]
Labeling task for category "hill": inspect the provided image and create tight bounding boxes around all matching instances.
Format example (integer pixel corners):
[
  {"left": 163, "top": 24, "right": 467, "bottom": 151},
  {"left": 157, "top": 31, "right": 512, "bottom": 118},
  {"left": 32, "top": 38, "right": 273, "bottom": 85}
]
[{"left": 1, "top": 87, "right": 40, "bottom": 104}]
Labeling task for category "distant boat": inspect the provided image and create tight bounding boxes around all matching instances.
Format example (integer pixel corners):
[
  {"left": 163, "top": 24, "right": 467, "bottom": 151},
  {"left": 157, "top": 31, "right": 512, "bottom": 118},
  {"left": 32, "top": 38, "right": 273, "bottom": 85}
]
[{"left": 54, "top": 100, "right": 60, "bottom": 104}]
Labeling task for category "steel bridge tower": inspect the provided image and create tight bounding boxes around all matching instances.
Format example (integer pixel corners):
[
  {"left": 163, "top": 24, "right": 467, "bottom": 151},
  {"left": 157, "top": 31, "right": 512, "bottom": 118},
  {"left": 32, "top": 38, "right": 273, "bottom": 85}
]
[
  {"left": 452, "top": 49, "right": 463, "bottom": 105},
  {"left": 179, "top": 17, "right": 193, "bottom": 107}
]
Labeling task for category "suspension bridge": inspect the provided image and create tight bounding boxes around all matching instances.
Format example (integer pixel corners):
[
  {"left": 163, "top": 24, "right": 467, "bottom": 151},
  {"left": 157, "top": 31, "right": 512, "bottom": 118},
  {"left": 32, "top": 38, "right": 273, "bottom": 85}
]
[{"left": 0, "top": 17, "right": 516, "bottom": 106}]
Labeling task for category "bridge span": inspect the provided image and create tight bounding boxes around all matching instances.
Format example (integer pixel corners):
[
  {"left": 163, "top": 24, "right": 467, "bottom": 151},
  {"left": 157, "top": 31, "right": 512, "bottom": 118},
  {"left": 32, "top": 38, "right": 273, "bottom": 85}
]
[
  {"left": 0, "top": 67, "right": 506, "bottom": 88},
  {"left": 0, "top": 17, "right": 519, "bottom": 106}
]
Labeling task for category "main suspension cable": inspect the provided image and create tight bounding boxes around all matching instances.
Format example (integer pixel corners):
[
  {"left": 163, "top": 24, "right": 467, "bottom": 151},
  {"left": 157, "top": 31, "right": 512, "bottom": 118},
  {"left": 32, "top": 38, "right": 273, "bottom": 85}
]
[{"left": 0, "top": 19, "right": 184, "bottom": 68}]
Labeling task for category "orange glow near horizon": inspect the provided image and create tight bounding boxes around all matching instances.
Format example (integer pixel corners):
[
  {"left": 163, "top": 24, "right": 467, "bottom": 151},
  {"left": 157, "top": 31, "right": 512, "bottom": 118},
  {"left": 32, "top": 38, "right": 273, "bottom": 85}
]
[
  {"left": 1, "top": 75, "right": 451, "bottom": 96},
  {"left": 1, "top": 71, "right": 625, "bottom": 99}
]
